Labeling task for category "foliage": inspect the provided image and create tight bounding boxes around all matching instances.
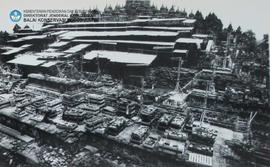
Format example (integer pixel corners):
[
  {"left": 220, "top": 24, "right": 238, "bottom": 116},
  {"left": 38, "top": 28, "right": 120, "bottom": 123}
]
[
  {"left": 238, "top": 30, "right": 257, "bottom": 53},
  {"left": 192, "top": 11, "right": 223, "bottom": 36},
  {"left": 0, "top": 31, "right": 9, "bottom": 44}
]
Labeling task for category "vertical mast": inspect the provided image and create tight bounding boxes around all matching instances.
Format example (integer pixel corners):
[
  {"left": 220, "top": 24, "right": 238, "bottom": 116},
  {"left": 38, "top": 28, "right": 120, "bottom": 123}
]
[
  {"left": 96, "top": 53, "right": 101, "bottom": 81},
  {"left": 175, "top": 57, "right": 183, "bottom": 93}
]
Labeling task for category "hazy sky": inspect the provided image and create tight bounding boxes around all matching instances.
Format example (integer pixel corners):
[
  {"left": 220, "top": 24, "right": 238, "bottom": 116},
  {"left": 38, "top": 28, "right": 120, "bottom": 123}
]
[{"left": 0, "top": 0, "right": 269, "bottom": 39}]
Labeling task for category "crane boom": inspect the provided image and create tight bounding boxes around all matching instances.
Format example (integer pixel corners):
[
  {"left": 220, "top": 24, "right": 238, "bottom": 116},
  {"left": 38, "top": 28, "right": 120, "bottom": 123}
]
[{"left": 174, "top": 57, "right": 183, "bottom": 93}]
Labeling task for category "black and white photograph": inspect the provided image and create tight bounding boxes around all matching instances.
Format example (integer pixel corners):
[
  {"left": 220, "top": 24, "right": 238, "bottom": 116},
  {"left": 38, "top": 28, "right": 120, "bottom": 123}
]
[{"left": 0, "top": 0, "right": 269, "bottom": 166}]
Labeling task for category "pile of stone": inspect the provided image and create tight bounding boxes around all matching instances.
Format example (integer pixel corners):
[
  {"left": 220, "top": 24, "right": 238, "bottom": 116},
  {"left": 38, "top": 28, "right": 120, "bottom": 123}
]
[{"left": 39, "top": 146, "right": 71, "bottom": 167}]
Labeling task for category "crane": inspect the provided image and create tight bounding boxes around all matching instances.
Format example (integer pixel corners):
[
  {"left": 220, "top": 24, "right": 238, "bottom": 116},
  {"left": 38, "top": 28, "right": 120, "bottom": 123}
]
[
  {"left": 200, "top": 81, "right": 210, "bottom": 127},
  {"left": 200, "top": 58, "right": 216, "bottom": 127},
  {"left": 174, "top": 57, "right": 183, "bottom": 93},
  {"left": 247, "top": 111, "right": 257, "bottom": 146},
  {"left": 95, "top": 53, "right": 101, "bottom": 81},
  {"left": 139, "top": 77, "right": 145, "bottom": 110},
  {"left": 56, "top": 64, "right": 66, "bottom": 78},
  {"left": 116, "top": 79, "right": 123, "bottom": 100},
  {"left": 56, "top": 61, "right": 82, "bottom": 79}
]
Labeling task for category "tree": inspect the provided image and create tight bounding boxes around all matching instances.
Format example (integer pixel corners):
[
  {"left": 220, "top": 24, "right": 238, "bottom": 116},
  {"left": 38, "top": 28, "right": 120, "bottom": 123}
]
[
  {"left": 227, "top": 24, "right": 233, "bottom": 33},
  {"left": 0, "top": 31, "right": 9, "bottom": 44},
  {"left": 235, "top": 26, "right": 242, "bottom": 36},
  {"left": 220, "top": 23, "right": 234, "bottom": 41},
  {"left": 194, "top": 11, "right": 203, "bottom": 20},
  {"left": 238, "top": 30, "right": 257, "bottom": 53},
  {"left": 205, "top": 13, "right": 223, "bottom": 35},
  {"left": 194, "top": 10, "right": 205, "bottom": 33}
]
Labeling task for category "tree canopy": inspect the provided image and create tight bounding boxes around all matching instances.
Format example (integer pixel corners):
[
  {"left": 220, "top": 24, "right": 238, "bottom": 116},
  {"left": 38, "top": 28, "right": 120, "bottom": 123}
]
[{"left": 192, "top": 11, "right": 223, "bottom": 36}]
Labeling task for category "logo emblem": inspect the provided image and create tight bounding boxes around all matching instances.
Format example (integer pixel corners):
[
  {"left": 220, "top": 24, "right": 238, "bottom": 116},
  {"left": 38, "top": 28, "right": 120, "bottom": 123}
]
[{"left": 10, "top": 10, "right": 22, "bottom": 22}]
